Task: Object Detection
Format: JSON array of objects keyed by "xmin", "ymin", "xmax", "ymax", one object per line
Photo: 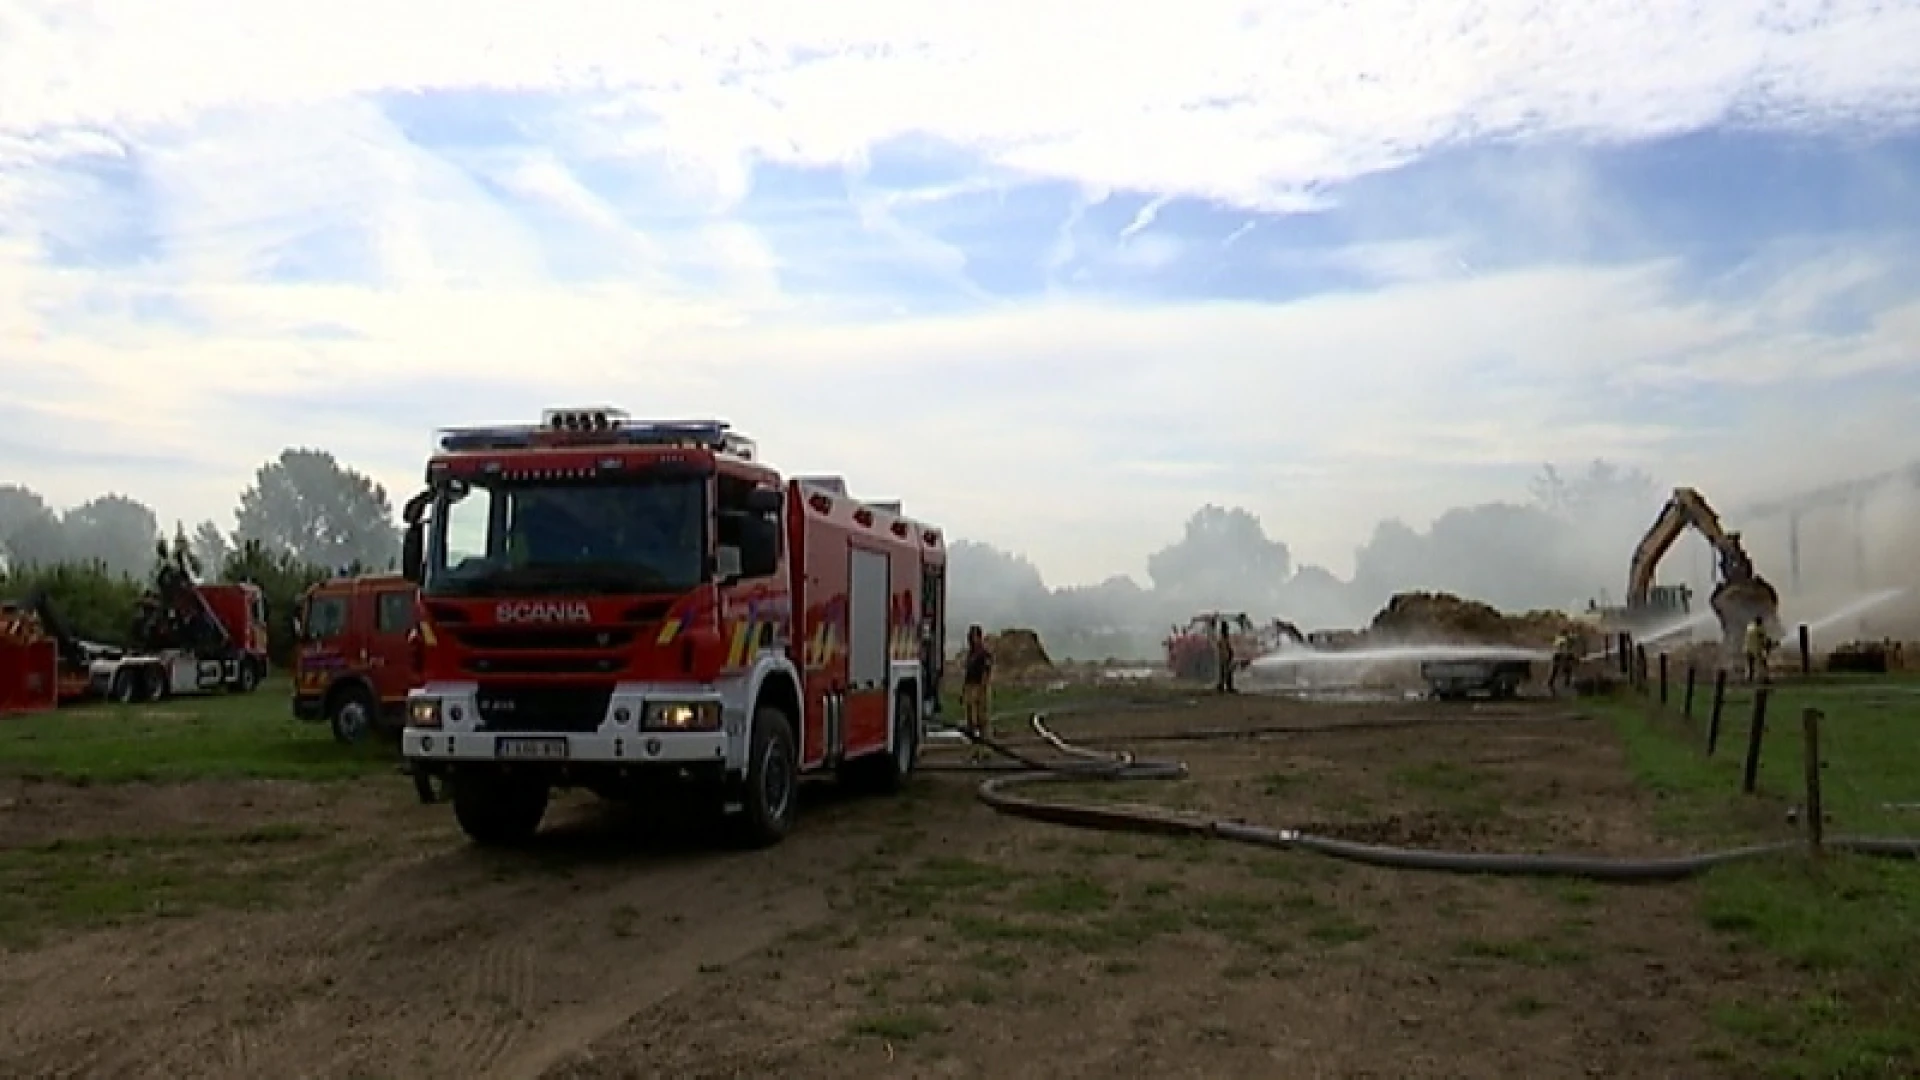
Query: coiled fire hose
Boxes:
[{"xmin": 924, "ymin": 699, "xmax": 1920, "ymax": 883}]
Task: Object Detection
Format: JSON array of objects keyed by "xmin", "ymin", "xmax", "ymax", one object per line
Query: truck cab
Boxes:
[{"xmin": 292, "ymin": 574, "xmax": 420, "ymax": 743}]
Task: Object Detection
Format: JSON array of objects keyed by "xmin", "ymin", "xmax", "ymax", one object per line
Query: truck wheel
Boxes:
[
  {"xmin": 139, "ymin": 666, "xmax": 167, "ymax": 703},
  {"xmin": 857, "ymin": 687, "xmax": 920, "ymax": 795},
  {"xmin": 728, "ymin": 706, "xmax": 798, "ymax": 848},
  {"xmin": 109, "ymin": 669, "xmax": 137, "ymax": 704},
  {"xmin": 451, "ymin": 771, "xmax": 549, "ymax": 847},
  {"xmin": 328, "ymin": 688, "xmax": 375, "ymax": 745},
  {"xmin": 231, "ymin": 660, "xmax": 261, "ymax": 694}
]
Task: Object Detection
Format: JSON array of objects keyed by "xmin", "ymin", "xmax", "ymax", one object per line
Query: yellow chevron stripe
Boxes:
[
  {"xmin": 726, "ymin": 620, "xmax": 751, "ymax": 667},
  {"xmin": 656, "ymin": 617, "xmax": 681, "ymax": 646},
  {"xmin": 807, "ymin": 622, "xmax": 826, "ymax": 667}
]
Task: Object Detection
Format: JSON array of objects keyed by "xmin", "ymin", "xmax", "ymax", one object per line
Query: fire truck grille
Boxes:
[
  {"xmin": 463, "ymin": 656, "xmax": 625, "ymax": 675},
  {"xmin": 452, "ymin": 627, "xmax": 640, "ymax": 650},
  {"xmin": 473, "ymin": 685, "xmax": 614, "ymax": 734}
]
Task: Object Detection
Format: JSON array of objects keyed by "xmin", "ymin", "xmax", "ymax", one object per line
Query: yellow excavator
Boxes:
[{"xmin": 1615, "ymin": 487, "xmax": 1782, "ymax": 652}]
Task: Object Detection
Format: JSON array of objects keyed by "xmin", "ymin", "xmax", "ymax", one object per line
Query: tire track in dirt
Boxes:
[
  {"xmin": 498, "ymin": 887, "xmax": 832, "ymax": 1080},
  {"xmin": 0, "ymin": 796, "xmax": 880, "ymax": 1080}
]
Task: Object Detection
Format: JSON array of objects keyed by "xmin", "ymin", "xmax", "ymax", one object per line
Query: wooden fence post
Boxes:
[
  {"xmin": 1798, "ymin": 624, "xmax": 1811, "ymax": 676},
  {"xmin": 1658, "ymin": 652, "xmax": 1669, "ymax": 706},
  {"xmin": 1742, "ymin": 687, "xmax": 1771, "ymax": 794},
  {"xmin": 1801, "ymin": 707, "xmax": 1824, "ymax": 859},
  {"xmin": 1683, "ymin": 665, "xmax": 1697, "ymax": 720},
  {"xmin": 1706, "ymin": 669, "xmax": 1727, "ymax": 755}
]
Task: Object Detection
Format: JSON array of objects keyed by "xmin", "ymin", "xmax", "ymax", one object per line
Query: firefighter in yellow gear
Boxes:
[
  {"xmin": 1214, "ymin": 619, "xmax": 1236, "ymax": 694},
  {"xmin": 1743, "ymin": 616, "xmax": 1771, "ymax": 683},
  {"xmin": 1548, "ymin": 631, "xmax": 1577, "ymax": 693}
]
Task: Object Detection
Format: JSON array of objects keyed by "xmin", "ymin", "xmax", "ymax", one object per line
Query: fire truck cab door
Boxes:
[{"xmin": 367, "ymin": 586, "xmax": 417, "ymax": 705}]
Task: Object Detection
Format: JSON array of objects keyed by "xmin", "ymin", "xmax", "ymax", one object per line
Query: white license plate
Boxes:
[{"xmin": 496, "ymin": 737, "xmax": 568, "ymax": 760}]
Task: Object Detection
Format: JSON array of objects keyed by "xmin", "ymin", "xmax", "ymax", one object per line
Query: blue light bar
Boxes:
[
  {"xmin": 615, "ymin": 421, "xmax": 730, "ymax": 448},
  {"xmin": 438, "ymin": 426, "xmax": 537, "ymax": 452}
]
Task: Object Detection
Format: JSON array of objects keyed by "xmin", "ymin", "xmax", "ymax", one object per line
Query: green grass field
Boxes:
[
  {"xmin": 0, "ymin": 675, "xmax": 396, "ymax": 784},
  {"xmin": 1, "ymin": 673, "xmax": 1164, "ymax": 787},
  {"xmin": 1599, "ymin": 674, "xmax": 1920, "ymax": 1079}
]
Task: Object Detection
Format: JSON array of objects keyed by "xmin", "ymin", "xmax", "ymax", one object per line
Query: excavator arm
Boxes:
[
  {"xmin": 1627, "ymin": 489, "xmax": 1750, "ymax": 603},
  {"xmin": 1624, "ymin": 487, "xmax": 1780, "ymax": 646}
]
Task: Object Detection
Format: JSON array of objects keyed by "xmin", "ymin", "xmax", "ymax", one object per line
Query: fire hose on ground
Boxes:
[{"xmin": 920, "ymin": 699, "xmax": 1920, "ymax": 883}]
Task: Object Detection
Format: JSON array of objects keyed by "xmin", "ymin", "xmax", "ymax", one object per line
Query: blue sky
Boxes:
[{"xmin": 3, "ymin": 1, "xmax": 1920, "ymax": 583}]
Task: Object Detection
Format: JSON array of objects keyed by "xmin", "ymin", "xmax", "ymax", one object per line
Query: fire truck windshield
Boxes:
[{"xmin": 422, "ymin": 474, "xmax": 706, "ymax": 598}]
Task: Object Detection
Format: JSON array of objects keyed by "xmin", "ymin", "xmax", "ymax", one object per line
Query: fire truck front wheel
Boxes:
[
  {"xmin": 327, "ymin": 686, "xmax": 376, "ymax": 745},
  {"xmin": 451, "ymin": 771, "xmax": 550, "ymax": 847},
  {"xmin": 727, "ymin": 706, "xmax": 798, "ymax": 849}
]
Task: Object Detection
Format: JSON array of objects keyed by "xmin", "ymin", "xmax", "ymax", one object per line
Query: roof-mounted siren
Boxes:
[
  {"xmin": 542, "ymin": 406, "xmax": 630, "ymax": 433},
  {"xmin": 794, "ymin": 475, "xmax": 848, "ymax": 495}
]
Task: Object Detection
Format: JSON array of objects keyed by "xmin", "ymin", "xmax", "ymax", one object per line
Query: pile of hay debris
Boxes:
[
  {"xmin": 944, "ymin": 628, "xmax": 1056, "ymax": 687},
  {"xmin": 989, "ymin": 629, "xmax": 1053, "ymax": 673},
  {"xmin": 1366, "ymin": 591, "xmax": 1583, "ymax": 648}
]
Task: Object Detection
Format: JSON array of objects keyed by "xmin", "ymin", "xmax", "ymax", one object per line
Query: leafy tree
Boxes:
[
  {"xmin": 158, "ymin": 521, "xmax": 203, "ymax": 581},
  {"xmin": 1145, "ymin": 505, "xmax": 1293, "ymax": 614},
  {"xmin": 0, "ymin": 562, "xmax": 146, "ymax": 646},
  {"xmin": 219, "ymin": 537, "xmax": 331, "ymax": 665},
  {"xmin": 0, "ymin": 484, "xmax": 65, "ymax": 568},
  {"xmin": 190, "ymin": 520, "xmax": 230, "ymax": 574},
  {"xmin": 233, "ymin": 449, "xmax": 399, "ymax": 572},
  {"xmin": 59, "ymin": 494, "xmax": 159, "ymax": 580}
]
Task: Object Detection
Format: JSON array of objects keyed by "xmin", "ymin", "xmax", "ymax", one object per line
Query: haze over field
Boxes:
[{"xmin": 4, "ymin": 1, "xmax": 1920, "ymax": 653}]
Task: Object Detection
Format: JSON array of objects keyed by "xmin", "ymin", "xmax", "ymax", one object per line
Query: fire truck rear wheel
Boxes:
[
  {"xmin": 139, "ymin": 666, "xmax": 167, "ymax": 703},
  {"xmin": 108, "ymin": 669, "xmax": 137, "ymax": 704},
  {"xmin": 727, "ymin": 706, "xmax": 798, "ymax": 849},
  {"xmin": 848, "ymin": 686, "xmax": 919, "ymax": 795},
  {"xmin": 451, "ymin": 771, "xmax": 550, "ymax": 847},
  {"xmin": 231, "ymin": 660, "xmax": 261, "ymax": 694}
]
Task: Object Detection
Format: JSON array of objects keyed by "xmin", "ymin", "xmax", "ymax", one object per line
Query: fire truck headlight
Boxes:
[
  {"xmin": 409, "ymin": 698, "xmax": 443, "ymax": 729},
  {"xmin": 643, "ymin": 702, "xmax": 720, "ymax": 731}
]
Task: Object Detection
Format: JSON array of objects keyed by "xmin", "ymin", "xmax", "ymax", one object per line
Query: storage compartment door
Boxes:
[{"xmin": 848, "ymin": 547, "xmax": 891, "ymax": 691}]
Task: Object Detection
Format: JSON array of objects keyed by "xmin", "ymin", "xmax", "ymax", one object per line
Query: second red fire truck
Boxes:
[{"xmin": 399, "ymin": 408, "xmax": 948, "ymax": 848}]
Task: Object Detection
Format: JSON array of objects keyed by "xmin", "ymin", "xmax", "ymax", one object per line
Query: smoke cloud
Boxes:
[{"xmin": 946, "ymin": 459, "xmax": 1920, "ymax": 661}]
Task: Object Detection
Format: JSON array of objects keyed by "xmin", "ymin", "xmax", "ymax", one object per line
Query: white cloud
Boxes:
[
  {"xmin": 6, "ymin": 1, "xmax": 1920, "ymax": 203},
  {"xmin": 10, "ymin": 253, "xmax": 1920, "ymax": 582},
  {"xmin": 2, "ymin": 1, "xmax": 1920, "ymax": 589}
]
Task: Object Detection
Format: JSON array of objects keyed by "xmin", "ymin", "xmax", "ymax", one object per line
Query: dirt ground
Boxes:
[{"xmin": 0, "ymin": 691, "xmax": 1798, "ymax": 1079}]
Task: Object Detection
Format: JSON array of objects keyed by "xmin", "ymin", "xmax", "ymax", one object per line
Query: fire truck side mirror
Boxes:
[{"xmin": 401, "ymin": 523, "xmax": 424, "ymax": 583}]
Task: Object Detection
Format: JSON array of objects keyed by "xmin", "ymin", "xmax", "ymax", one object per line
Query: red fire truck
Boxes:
[
  {"xmin": 291, "ymin": 573, "xmax": 421, "ymax": 743},
  {"xmin": 398, "ymin": 409, "xmax": 948, "ymax": 849}
]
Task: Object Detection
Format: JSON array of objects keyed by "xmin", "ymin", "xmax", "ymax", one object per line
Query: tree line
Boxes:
[
  {"xmin": 0, "ymin": 449, "xmax": 401, "ymax": 664},
  {"xmin": 949, "ymin": 460, "xmax": 1670, "ymax": 660}
]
